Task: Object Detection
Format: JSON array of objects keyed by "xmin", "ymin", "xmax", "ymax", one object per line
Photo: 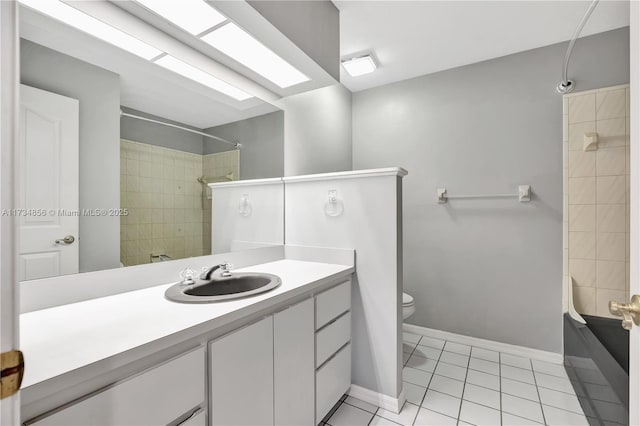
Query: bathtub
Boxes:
[{"xmin": 564, "ymin": 313, "xmax": 628, "ymax": 425}]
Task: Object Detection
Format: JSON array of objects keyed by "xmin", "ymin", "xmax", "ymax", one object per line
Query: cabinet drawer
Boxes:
[
  {"xmin": 315, "ymin": 280, "xmax": 351, "ymax": 329},
  {"xmin": 315, "ymin": 343, "xmax": 351, "ymax": 424},
  {"xmin": 316, "ymin": 311, "xmax": 351, "ymax": 368},
  {"xmin": 29, "ymin": 347, "xmax": 205, "ymax": 426}
]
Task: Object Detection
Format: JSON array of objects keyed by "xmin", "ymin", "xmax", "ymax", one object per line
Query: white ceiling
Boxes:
[{"xmin": 334, "ymin": 0, "xmax": 630, "ymax": 92}]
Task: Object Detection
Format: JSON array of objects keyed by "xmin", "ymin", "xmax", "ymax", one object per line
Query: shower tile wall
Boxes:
[
  {"xmin": 202, "ymin": 150, "xmax": 240, "ymax": 254},
  {"xmin": 120, "ymin": 140, "xmax": 204, "ymax": 266},
  {"xmin": 563, "ymin": 85, "xmax": 630, "ymax": 318}
]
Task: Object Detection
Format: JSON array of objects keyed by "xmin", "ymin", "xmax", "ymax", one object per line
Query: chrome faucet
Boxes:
[{"xmin": 200, "ymin": 262, "xmax": 232, "ymax": 280}]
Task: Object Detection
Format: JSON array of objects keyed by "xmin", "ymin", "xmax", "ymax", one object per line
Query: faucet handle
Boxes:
[
  {"xmin": 179, "ymin": 267, "xmax": 196, "ymax": 286},
  {"xmin": 220, "ymin": 262, "xmax": 233, "ymax": 277}
]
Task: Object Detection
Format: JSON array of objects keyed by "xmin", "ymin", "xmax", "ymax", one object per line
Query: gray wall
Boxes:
[
  {"xmin": 121, "ymin": 106, "xmax": 204, "ymax": 155},
  {"xmin": 204, "ymin": 110, "xmax": 284, "ymax": 180},
  {"xmin": 352, "ymin": 27, "xmax": 630, "ymax": 353},
  {"xmin": 248, "ymin": 0, "xmax": 340, "ymax": 81},
  {"xmin": 21, "ymin": 39, "xmax": 121, "ymax": 273},
  {"xmin": 277, "ymin": 84, "xmax": 352, "ymax": 176}
]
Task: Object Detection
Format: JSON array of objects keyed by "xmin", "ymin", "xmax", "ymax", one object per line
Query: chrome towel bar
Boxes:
[{"xmin": 437, "ymin": 185, "xmax": 531, "ymax": 203}]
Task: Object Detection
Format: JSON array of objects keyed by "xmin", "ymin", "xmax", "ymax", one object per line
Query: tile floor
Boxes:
[{"xmin": 322, "ymin": 332, "xmax": 593, "ymax": 426}]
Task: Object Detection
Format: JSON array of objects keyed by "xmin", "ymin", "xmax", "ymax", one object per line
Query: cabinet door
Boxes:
[
  {"xmin": 274, "ymin": 298, "xmax": 314, "ymax": 426},
  {"xmin": 209, "ymin": 316, "xmax": 274, "ymax": 426},
  {"xmin": 28, "ymin": 347, "xmax": 205, "ymax": 426}
]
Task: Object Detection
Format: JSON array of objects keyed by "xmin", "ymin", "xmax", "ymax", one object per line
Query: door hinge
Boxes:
[{"xmin": 0, "ymin": 350, "xmax": 24, "ymax": 399}]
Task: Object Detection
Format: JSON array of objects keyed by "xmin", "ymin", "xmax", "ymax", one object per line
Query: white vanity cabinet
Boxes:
[
  {"xmin": 208, "ymin": 297, "xmax": 316, "ymax": 426},
  {"xmin": 315, "ymin": 280, "xmax": 352, "ymax": 424},
  {"xmin": 26, "ymin": 347, "xmax": 206, "ymax": 426},
  {"xmin": 207, "ymin": 281, "xmax": 352, "ymax": 426},
  {"xmin": 23, "ymin": 278, "xmax": 352, "ymax": 426}
]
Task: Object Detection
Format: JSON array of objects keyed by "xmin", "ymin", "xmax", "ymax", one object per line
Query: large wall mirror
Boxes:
[{"xmin": 17, "ymin": 1, "xmax": 290, "ymax": 281}]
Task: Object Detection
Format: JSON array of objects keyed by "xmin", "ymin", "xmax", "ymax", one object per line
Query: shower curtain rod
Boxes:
[
  {"xmin": 556, "ymin": 0, "xmax": 600, "ymax": 94},
  {"xmin": 120, "ymin": 110, "xmax": 240, "ymax": 149}
]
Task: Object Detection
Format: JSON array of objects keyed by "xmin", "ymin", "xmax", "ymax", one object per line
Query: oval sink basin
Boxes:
[{"xmin": 165, "ymin": 273, "xmax": 281, "ymax": 303}]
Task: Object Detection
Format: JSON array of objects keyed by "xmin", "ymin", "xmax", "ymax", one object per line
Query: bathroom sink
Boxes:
[{"xmin": 164, "ymin": 273, "xmax": 281, "ymax": 303}]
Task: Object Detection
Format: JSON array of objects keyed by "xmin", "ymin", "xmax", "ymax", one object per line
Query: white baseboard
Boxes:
[
  {"xmin": 348, "ymin": 384, "xmax": 406, "ymax": 414},
  {"xmin": 403, "ymin": 323, "xmax": 564, "ymax": 365}
]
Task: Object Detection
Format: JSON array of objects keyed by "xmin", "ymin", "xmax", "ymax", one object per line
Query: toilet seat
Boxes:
[
  {"xmin": 402, "ymin": 292, "xmax": 414, "ymax": 307},
  {"xmin": 402, "ymin": 292, "xmax": 415, "ymax": 320}
]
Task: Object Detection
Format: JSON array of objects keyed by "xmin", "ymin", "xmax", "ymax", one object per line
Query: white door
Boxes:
[
  {"xmin": 629, "ymin": 3, "xmax": 640, "ymax": 425},
  {"xmin": 18, "ymin": 85, "xmax": 79, "ymax": 281}
]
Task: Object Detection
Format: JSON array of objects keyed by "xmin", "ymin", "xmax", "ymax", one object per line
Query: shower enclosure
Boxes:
[
  {"xmin": 563, "ymin": 84, "xmax": 630, "ymax": 425},
  {"xmin": 120, "ymin": 140, "xmax": 239, "ymax": 266}
]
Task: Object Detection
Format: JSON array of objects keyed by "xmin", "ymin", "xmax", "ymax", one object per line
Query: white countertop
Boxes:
[{"xmin": 20, "ymin": 259, "xmax": 353, "ymax": 389}]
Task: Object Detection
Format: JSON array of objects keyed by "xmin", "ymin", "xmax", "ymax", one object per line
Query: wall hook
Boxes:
[
  {"xmin": 238, "ymin": 194, "xmax": 252, "ymax": 217},
  {"xmin": 324, "ymin": 189, "xmax": 344, "ymax": 217}
]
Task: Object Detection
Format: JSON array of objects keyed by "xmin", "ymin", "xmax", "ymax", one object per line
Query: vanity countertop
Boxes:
[{"xmin": 20, "ymin": 259, "xmax": 353, "ymax": 389}]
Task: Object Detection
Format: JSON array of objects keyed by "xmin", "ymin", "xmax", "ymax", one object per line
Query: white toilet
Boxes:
[{"xmin": 402, "ymin": 292, "xmax": 415, "ymax": 320}]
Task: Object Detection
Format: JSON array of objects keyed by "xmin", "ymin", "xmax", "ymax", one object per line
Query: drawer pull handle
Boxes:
[
  {"xmin": 177, "ymin": 408, "xmax": 202, "ymax": 425},
  {"xmin": 316, "ymin": 341, "xmax": 350, "ymax": 370},
  {"xmin": 316, "ymin": 310, "xmax": 350, "ymax": 333}
]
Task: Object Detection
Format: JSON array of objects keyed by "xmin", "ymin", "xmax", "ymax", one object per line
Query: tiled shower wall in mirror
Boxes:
[
  {"xmin": 563, "ymin": 84, "xmax": 630, "ymax": 318},
  {"xmin": 120, "ymin": 140, "xmax": 239, "ymax": 266}
]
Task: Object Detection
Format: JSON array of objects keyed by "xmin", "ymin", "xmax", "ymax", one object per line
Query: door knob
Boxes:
[
  {"xmin": 609, "ymin": 295, "xmax": 640, "ymax": 330},
  {"xmin": 54, "ymin": 235, "xmax": 75, "ymax": 245}
]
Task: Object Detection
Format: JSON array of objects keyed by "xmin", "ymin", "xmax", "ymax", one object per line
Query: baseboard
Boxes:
[
  {"xmin": 403, "ymin": 323, "xmax": 564, "ymax": 365},
  {"xmin": 348, "ymin": 384, "xmax": 406, "ymax": 414}
]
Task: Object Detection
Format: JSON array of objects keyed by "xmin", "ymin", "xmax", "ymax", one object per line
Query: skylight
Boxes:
[
  {"xmin": 19, "ymin": 0, "xmax": 162, "ymax": 60},
  {"xmin": 201, "ymin": 23, "xmax": 309, "ymax": 89},
  {"xmin": 135, "ymin": 0, "xmax": 226, "ymax": 36},
  {"xmin": 154, "ymin": 55, "xmax": 252, "ymax": 101}
]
